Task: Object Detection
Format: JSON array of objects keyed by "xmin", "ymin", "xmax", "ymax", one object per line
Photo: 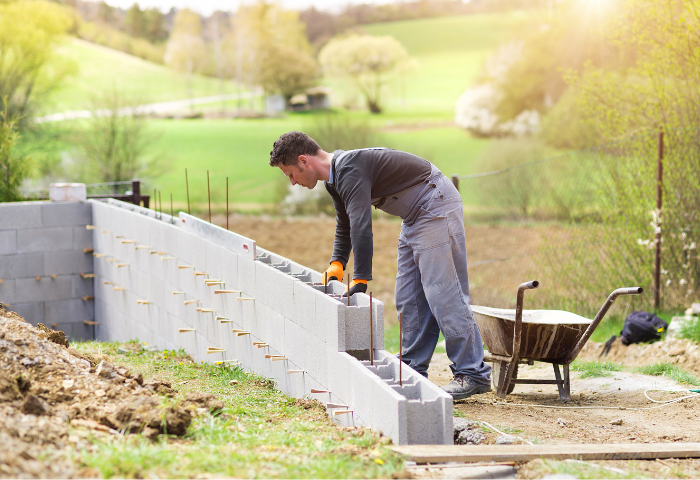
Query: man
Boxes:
[{"xmin": 269, "ymin": 131, "xmax": 491, "ymax": 399}]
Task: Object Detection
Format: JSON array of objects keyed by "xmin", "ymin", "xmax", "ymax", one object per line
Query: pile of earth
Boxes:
[
  {"xmin": 578, "ymin": 336, "xmax": 700, "ymax": 376},
  {"xmin": 0, "ymin": 307, "xmax": 224, "ymax": 478}
]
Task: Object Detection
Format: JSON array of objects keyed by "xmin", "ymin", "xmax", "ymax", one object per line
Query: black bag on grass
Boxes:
[{"xmin": 599, "ymin": 311, "xmax": 668, "ymax": 357}]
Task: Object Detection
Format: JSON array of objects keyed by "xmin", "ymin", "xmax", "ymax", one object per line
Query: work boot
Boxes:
[{"xmin": 441, "ymin": 375, "xmax": 491, "ymax": 400}]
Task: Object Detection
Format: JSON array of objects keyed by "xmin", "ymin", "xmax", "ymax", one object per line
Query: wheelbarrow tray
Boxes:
[{"xmin": 472, "ymin": 306, "xmax": 592, "ymax": 363}]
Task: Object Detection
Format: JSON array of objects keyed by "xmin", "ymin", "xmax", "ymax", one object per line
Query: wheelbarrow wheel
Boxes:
[{"xmin": 492, "ymin": 361, "xmax": 518, "ymax": 395}]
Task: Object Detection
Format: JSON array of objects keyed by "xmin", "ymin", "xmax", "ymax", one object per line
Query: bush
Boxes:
[{"xmin": 78, "ymin": 21, "xmax": 164, "ymax": 64}]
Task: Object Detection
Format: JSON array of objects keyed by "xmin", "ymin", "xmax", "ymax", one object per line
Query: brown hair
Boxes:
[{"xmin": 269, "ymin": 131, "xmax": 321, "ymax": 167}]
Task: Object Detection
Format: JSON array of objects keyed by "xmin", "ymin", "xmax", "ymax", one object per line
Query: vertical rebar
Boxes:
[
  {"xmin": 324, "ymin": 272, "xmax": 327, "ymax": 294},
  {"xmin": 370, "ymin": 292, "xmax": 374, "ymax": 366},
  {"xmin": 207, "ymin": 170, "xmax": 212, "ymax": 224},
  {"xmin": 347, "ymin": 274, "xmax": 350, "ymax": 307},
  {"xmin": 226, "ymin": 176, "xmax": 229, "ymax": 231},
  {"xmin": 654, "ymin": 127, "xmax": 664, "ymax": 311},
  {"xmin": 153, "ymin": 188, "xmax": 157, "ymax": 217},
  {"xmin": 170, "ymin": 193, "xmax": 173, "ymax": 223},
  {"xmin": 185, "ymin": 168, "xmax": 191, "ymax": 215},
  {"xmin": 399, "ymin": 312, "xmax": 403, "ymax": 386},
  {"xmin": 159, "ymin": 191, "xmax": 163, "ymax": 221}
]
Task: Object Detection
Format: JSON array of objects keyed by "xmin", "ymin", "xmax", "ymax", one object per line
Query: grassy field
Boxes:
[
  {"xmin": 47, "ymin": 39, "xmax": 234, "ymax": 113},
  {"xmin": 146, "ymin": 116, "xmax": 490, "ymax": 209}
]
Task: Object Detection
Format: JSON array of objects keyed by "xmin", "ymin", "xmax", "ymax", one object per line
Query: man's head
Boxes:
[{"xmin": 270, "ymin": 131, "xmax": 324, "ymax": 189}]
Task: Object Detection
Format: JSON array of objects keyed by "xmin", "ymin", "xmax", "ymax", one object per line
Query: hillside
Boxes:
[
  {"xmin": 357, "ymin": 11, "xmax": 524, "ymax": 115},
  {"xmin": 47, "ymin": 38, "xmax": 231, "ymax": 113}
]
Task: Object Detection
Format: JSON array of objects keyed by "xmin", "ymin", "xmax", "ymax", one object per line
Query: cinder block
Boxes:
[
  {"xmin": 9, "ymin": 302, "xmax": 44, "ymax": 325},
  {"xmin": 44, "ymin": 250, "xmax": 92, "ymax": 276},
  {"xmin": 41, "ymin": 202, "xmax": 92, "ymax": 227},
  {"xmin": 220, "ymin": 250, "xmax": 238, "ymax": 290},
  {"xmin": 63, "ymin": 321, "xmax": 94, "ymax": 342},
  {"xmin": 292, "ymin": 281, "xmax": 316, "ymax": 333},
  {"xmin": 0, "ymin": 279, "xmax": 16, "ymax": 304},
  {"xmin": 0, "ymin": 230, "xmax": 17, "ymax": 255},
  {"xmin": 237, "ymin": 256, "xmax": 256, "ymax": 299},
  {"xmin": 0, "ymin": 253, "xmax": 44, "ymax": 278},
  {"xmin": 266, "ymin": 309, "xmax": 285, "ymax": 355},
  {"xmin": 344, "ymin": 305, "xmax": 372, "ymax": 351},
  {"xmin": 0, "ymin": 202, "xmax": 42, "ymax": 230},
  {"xmin": 45, "ymin": 298, "xmax": 93, "ymax": 324},
  {"xmin": 17, "ymin": 227, "xmax": 73, "ymax": 253},
  {"xmin": 15, "ymin": 276, "xmax": 72, "ymax": 303},
  {"xmin": 72, "ymin": 226, "xmax": 93, "ymax": 251},
  {"xmin": 315, "ymin": 290, "xmax": 345, "ymax": 351}
]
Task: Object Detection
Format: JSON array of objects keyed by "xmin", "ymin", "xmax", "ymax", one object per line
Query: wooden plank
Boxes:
[{"xmin": 391, "ymin": 443, "xmax": 700, "ymax": 464}]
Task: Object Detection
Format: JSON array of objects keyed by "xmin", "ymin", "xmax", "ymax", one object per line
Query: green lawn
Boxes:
[
  {"xmin": 145, "ymin": 116, "xmax": 490, "ymax": 210},
  {"xmin": 47, "ymin": 39, "xmax": 234, "ymax": 113}
]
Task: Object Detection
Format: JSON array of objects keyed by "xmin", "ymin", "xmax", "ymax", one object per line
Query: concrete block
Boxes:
[
  {"xmin": 64, "ymin": 321, "xmax": 94, "ymax": 342},
  {"xmin": 45, "ymin": 298, "xmax": 93, "ymax": 324},
  {"xmin": 326, "ymin": 351, "xmax": 354, "ymax": 407},
  {"xmin": 237, "ymin": 256, "xmax": 256, "ymax": 299},
  {"xmin": 292, "ymin": 281, "xmax": 316, "ymax": 334},
  {"xmin": 0, "ymin": 230, "xmax": 17, "ymax": 254},
  {"xmin": 315, "ymin": 290, "xmax": 345, "ymax": 351},
  {"xmin": 41, "ymin": 202, "xmax": 92, "ymax": 227},
  {"xmin": 0, "ymin": 253, "xmax": 44, "ymax": 278},
  {"xmin": 0, "ymin": 202, "xmax": 42, "ymax": 230},
  {"xmin": 44, "ymin": 250, "xmax": 92, "ymax": 276},
  {"xmin": 72, "ymin": 226, "xmax": 93, "ymax": 251},
  {"xmin": 220, "ymin": 250, "xmax": 238, "ymax": 290},
  {"xmin": 0, "ymin": 279, "xmax": 16, "ymax": 304},
  {"xmin": 179, "ymin": 213, "xmax": 256, "ymax": 260},
  {"xmin": 9, "ymin": 302, "xmax": 44, "ymax": 325},
  {"xmin": 344, "ymin": 305, "xmax": 372, "ymax": 351},
  {"xmin": 15, "ymin": 276, "xmax": 72, "ymax": 303},
  {"xmin": 266, "ymin": 309, "xmax": 285, "ymax": 355},
  {"xmin": 17, "ymin": 227, "xmax": 73, "ymax": 253},
  {"xmin": 205, "ymin": 241, "xmax": 225, "ymax": 281}
]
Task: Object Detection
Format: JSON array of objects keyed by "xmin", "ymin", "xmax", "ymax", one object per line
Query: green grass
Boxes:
[
  {"xmin": 71, "ymin": 341, "xmax": 405, "ymax": 479},
  {"xmin": 570, "ymin": 360, "xmax": 623, "ymax": 378},
  {"xmin": 384, "ymin": 322, "xmax": 445, "ymax": 354},
  {"xmin": 47, "ymin": 39, "xmax": 235, "ymax": 113},
  {"xmin": 589, "ymin": 315, "xmax": 625, "ymax": 343},
  {"xmin": 678, "ymin": 316, "xmax": 700, "ymax": 343},
  {"xmin": 633, "ymin": 362, "xmax": 700, "ymax": 386},
  {"xmin": 529, "ymin": 459, "xmax": 645, "ymax": 479},
  {"xmin": 125, "ymin": 116, "xmax": 490, "ymax": 211}
]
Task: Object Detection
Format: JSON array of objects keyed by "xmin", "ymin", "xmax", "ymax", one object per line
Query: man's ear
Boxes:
[{"xmin": 298, "ymin": 155, "xmax": 307, "ymax": 167}]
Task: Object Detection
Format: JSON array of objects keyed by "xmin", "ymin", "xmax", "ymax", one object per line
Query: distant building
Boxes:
[{"xmin": 266, "ymin": 87, "xmax": 332, "ymax": 113}]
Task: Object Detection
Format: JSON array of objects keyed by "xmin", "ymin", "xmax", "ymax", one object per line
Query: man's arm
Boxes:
[
  {"xmin": 326, "ymin": 183, "xmax": 351, "ymax": 269},
  {"xmin": 341, "ymin": 177, "xmax": 373, "ymax": 282}
]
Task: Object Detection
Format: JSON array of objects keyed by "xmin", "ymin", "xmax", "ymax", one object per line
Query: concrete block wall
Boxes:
[
  {"xmin": 1, "ymin": 198, "xmax": 452, "ymax": 444},
  {"xmin": 0, "ymin": 201, "xmax": 94, "ymax": 339}
]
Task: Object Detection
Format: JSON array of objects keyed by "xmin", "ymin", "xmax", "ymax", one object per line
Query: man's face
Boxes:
[{"xmin": 279, "ymin": 156, "xmax": 317, "ymax": 189}]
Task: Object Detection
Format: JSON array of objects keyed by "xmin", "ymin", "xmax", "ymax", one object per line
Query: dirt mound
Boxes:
[
  {"xmin": 0, "ymin": 309, "xmax": 221, "ymax": 477},
  {"xmin": 579, "ymin": 336, "xmax": 700, "ymax": 376},
  {"xmin": 36, "ymin": 323, "xmax": 69, "ymax": 348}
]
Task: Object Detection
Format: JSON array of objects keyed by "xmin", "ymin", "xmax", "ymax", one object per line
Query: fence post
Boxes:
[
  {"xmin": 451, "ymin": 175, "xmax": 459, "ymax": 191},
  {"xmin": 654, "ymin": 127, "xmax": 663, "ymax": 312},
  {"xmin": 132, "ymin": 179, "xmax": 141, "ymax": 207}
]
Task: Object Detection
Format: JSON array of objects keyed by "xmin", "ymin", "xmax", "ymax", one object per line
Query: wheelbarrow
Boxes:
[{"xmin": 472, "ymin": 281, "xmax": 643, "ymax": 402}]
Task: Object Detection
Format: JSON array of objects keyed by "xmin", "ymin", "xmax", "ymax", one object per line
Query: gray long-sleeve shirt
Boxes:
[{"xmin": 324, "ymin": 148, "xmax": 432, "ymax": 280}]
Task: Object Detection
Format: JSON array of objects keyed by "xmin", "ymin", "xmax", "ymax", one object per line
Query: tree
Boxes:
[
  {"xmin": 0, "ymin": 98, "xmax": 31, "ymax": 202},
  {"xmin": 226, "ymin": 2, "xmax": 315, "ymax": 109},
  {"xmin": 143, "ymin": 8, "xmax": 167, "ymax": 43},
  {"xmin": 319, "ymin": 34, "xmax": 414, "ymax": 113},
  {"xmin": 70, "ymin": 90, "xmax": 158, "ymax": 183},
  {"xmin": 124, "ymin": 3, "xmax": 146, "ymax": 38},
  {"xmin": 164, "ymin": 9, "xmax": 206, "ymax": 106},
  {"xmin": 257, "ymin": 44, "xmax": 317, "ymax": 105},
  {"xmin": 0, "ymin": 0, "xmax": 75, "ymax": 129}
]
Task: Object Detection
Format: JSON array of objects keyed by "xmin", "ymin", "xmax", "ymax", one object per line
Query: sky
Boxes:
[{"xmin": 98, "ymin": 0, "xmax": 392, "ymax": 15}]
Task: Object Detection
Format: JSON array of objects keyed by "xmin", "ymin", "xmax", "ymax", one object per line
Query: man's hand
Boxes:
[
  {"xmin": 342, "ymin": 279, "xmax": 367, "ymax": 297},
  {"xmin": 322, "ymin": 261, "xmax": 344, "ymax": 284}
]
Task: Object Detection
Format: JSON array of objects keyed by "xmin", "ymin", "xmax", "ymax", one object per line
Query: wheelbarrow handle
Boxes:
[
  {"xmin": 563, "ymin": 286, "xmax": 644, "ymax": 364},
  {"xmin": 513, "ymin": 280, "xmax": 539, "ymax": 360}
]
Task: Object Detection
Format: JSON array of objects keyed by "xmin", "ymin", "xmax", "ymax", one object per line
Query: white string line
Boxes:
[{"xmin": 491, "ymin": 392, "xmax": 700, "ymax": 411}]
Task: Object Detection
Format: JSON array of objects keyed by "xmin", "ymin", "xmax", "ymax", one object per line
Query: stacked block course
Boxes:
[
  {"xmin": 0, "ymin": 201, "xmax": 94, "ymax": 339},
  {"xmin": 1, "ymin": 198, "xmax": 452, "ymax": 445}
]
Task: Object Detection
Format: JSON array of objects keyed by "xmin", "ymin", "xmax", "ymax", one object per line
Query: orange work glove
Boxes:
[
  {"xmin": 322, "ymin": 261, "xmax": 344, "ymax": 284},
  {"xmin": 342, "ymin": 279, "xmax": 367, "ymax": 298}
]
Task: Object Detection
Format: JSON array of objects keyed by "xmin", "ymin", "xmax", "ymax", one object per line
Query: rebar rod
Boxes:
[
  {"xmin": 207, "ymin": 170, "xmax": 211, "ymax": 223},
  {"xmin": 654, "ymin": 127, "xmax": 663, "ymax": 311},
  {"xmin": 185, "ymin": 168, "xmax": 190, "ymax": 215},
  {"xmin": 170, "ymin": 193, "xmax": 173, "ymax": 223},
  {"xmin": 324, "ymin": 272, "xmax": 327, "ymax": 294},
  {"xmin": 370, "ymin": 292, "xmax": 374, "ymax": 366},
  {"xmin": 399, "ymin": 312, "xmax": 403, "ymax": 386},
  {"xmin": 226, "ymin": 176, "xmax": 229, "ymax": 231}
]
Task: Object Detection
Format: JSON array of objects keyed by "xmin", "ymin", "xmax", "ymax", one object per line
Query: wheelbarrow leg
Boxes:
[
  {"xmin": 497, "ymin": 359, "xmax": 518, "ymax": 398},
  {"xmin": 553, "ymin": 364, "xmax": 571, "ymax": 403}
]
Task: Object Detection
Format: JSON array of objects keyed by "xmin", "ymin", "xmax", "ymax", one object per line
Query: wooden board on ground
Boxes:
[{"xmin": 392, "ymin": 443, "xmax": 700, "ymax": 464}]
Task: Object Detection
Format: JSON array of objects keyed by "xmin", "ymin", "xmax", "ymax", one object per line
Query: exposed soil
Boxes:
[{"xmin": 0, "ymin": 308, "xmax": 223, "ymax": 478}]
